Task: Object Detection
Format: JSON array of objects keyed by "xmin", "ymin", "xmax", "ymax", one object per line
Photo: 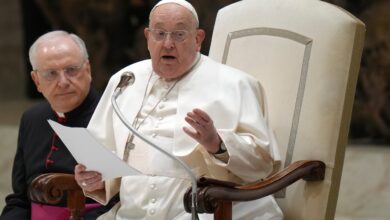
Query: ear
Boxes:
[
  {"xmin": 85, "ymin": 61, "xmax": 93, "ymax": 83},
  {"xmin": 195, "ymin": 29, "xmax": 206, "ymax": 52},
  {"xmin": 84, "ymin": 61, "xmax": 92, "ymax": 76},
  {"xmin": 144, "ymin": 28, "xmax": 150, "ymax": 41},
  {"xmin": 144, "ymin": 28, "xmax": 151, "ymax": 51},
  {"xmin": 30, "ymin": 71, "xmax": 43, "ymax": 93}
]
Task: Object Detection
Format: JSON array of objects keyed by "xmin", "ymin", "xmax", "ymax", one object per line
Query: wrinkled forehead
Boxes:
[
  {"xmin": 34, "ymin": 38, "xmax": 84, "ymax": 68},
  {"xmin": 150, "ymin": 4, "xmax": 197, "ymax": 30},
  {"xmin": 150, "ymin": 0, "xmax": 199, "ymax": 27}
]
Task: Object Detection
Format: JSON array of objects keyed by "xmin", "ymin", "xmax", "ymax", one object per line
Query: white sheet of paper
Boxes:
[{"xmin": 48, "ymin": 119, "xmax": 141, "ymax": 180}]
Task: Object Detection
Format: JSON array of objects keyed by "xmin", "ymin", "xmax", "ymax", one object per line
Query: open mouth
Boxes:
[{"xmin": 162, "ymin": 55, "xmax": 176, "ymax": 60}]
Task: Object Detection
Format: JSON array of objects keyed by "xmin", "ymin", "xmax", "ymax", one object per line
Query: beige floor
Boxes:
[{"xmin": 0, "ymin": 99, "xmax": 389, "ymax": 219}]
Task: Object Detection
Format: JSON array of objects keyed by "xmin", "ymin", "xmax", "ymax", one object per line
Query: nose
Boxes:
[
  {"xmin": 163, "ymin": 33, "xmax": 175, "ymax": 48},
  {"xmin": 57, "ymin": 71, "xmax": 70, "ymax": 87}
]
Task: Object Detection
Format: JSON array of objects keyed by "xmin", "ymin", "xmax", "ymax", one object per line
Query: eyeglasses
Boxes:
[
  {"xmin": 34, "ymin": 61, "xmax": 86, "ymax": 82},
  {"xmin": 148, "ymin": 28, "xmax": 190, "ymax": 42}
]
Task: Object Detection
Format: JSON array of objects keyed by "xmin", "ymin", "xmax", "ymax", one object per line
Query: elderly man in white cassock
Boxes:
[{"xmin": 74, "ymin": 0, "xmax": 284, "ymax": 219}]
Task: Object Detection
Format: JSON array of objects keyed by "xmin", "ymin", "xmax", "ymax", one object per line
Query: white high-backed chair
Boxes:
[
  {"xmin": 183, "ymin": 0, "xmax": 365, "ymax": 219},
  {"xmin": 29, "ymin": 0, "xmax": 365, "ymax": 219}
]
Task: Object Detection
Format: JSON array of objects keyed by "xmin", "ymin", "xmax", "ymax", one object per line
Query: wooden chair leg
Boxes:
[
  {"xmin": 68, "ymin": 189, "xmax": 85, "ymax": 220},
  {"xmin": 214, "ymin": 201, "xmax": 232, "ymax": 220}
]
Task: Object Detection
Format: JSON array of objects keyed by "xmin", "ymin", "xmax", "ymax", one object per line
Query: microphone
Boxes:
[
  {"xmin": 111, "ymin": 71, "xmax": 199, "ymax": 220},
  {"xmin": 114, "ymin": 71, "xmax": 135, "ymax": 98}
]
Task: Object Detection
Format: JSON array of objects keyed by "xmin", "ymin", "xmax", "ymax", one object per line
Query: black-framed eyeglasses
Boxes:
[
  {"xmin": 147, "ymin": 28, "xmax": 190, "ymax": 42},
  {"xmin": 34, "ymin": 61, "xmax": 86, "ymax": 82}
]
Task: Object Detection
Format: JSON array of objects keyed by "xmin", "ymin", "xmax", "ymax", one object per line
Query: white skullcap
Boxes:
[{"xmin": 151, "ymin": 0, "xmax": 199, "ymax": 26}]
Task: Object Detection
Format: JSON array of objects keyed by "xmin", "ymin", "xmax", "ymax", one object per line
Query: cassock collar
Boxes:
[{"xmin": 60, "ymin": 88, "xmax": 99, "ymax": 120}]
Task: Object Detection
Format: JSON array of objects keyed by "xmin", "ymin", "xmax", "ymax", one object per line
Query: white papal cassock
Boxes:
[{"xmin": 86, "ymin": 54, "xmax": 283, "ymax": 220}]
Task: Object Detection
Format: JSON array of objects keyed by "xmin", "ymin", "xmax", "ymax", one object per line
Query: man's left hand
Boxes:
[{"xmin": 183, "ymin": 108, "xmax": 221, "ymax": 153}]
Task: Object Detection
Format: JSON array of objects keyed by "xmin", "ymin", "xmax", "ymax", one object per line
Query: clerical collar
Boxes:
[
  {"xmin": 56, "ymin": 112, "xmax": 65, "ymax": 118},
  {"xmin": 185, "ymin": 52, "xmax": 201, "ymax": 76}
]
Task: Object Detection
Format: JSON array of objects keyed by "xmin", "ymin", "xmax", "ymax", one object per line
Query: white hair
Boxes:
[{"xmin": 28, "ymin": 30, "xmax": 89, "ymax": 70}]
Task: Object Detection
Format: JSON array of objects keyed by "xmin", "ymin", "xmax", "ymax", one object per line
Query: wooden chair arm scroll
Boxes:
[
  {"xmin": 183, "ymin": 160, "xmax": 325, "ymax": 216},
  {"xmin": 29, "ymin": 173, "xmax": 85, "ymax": 220}
]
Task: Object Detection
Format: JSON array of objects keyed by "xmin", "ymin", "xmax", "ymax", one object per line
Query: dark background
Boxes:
[{"xmin": 18, "ymin": 0, "xmax": 390, "ymax": 145}]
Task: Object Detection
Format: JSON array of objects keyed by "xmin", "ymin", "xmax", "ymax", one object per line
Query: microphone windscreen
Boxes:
[{"xmin": 116, "ymin": 71, "xmax": 135, "ymax": 89}]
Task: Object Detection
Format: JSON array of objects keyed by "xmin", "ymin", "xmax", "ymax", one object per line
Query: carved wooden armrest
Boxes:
[
  {"xmin": 183, "ymin": 160, "xmax": 325, "ymax": 214},
  {"xmin": 29, "ymin": 173, "xmax": 85, "ymax": 220}
]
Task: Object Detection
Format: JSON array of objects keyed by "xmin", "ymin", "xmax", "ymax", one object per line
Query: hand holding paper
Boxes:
[{"xmin": 48, "ymin": 120, "xmax": 141, "ymax": 180}]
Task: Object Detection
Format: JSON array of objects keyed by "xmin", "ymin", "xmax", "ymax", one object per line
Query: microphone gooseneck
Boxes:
[{"xmin": 111, "ymin": 71, "xmax": 199, "ymax": 220}]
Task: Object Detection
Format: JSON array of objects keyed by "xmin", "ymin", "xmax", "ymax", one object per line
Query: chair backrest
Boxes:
[{"xmin": 208, "ymin": 0, "xmax": 365, "ymax": 219}]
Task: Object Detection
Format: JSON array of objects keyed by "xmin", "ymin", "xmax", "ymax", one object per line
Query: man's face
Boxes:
[
  {"xmin": 144, "ymin": 3, "xmax": 205, "ymax": 80},
  {"xmin": 31, "ymin": 37, "xmax": 92, "ymax": 113}
]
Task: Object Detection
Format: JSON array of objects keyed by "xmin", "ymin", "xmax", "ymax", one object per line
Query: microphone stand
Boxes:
[{"xmin": 111, "ymin": 84, "xmax": 199, "ymax": 220}]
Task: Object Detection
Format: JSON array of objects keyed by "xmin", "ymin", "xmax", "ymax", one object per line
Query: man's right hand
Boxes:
[{"xmin": 74, "ymin": 164, "xmax": 104, "ymax": 192}]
